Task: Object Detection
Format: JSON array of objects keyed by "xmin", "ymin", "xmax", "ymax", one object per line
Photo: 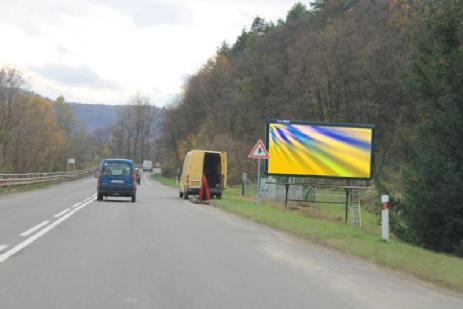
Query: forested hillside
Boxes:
[
  {"xmin": 69, "ymin": 103, "xmax": 124, "ymax": 132},
  {"xmin": 69, "ymin": 103, "xmax": 163, "ymax": 136},
  {"xmin": 161, "ymin": 0, "xmax": 463, "ymax": 255},
  {"xmin": 0, "ymin": 68, "xmax": 162, "ymax": 172},
  {"xmin": 162, "ymin": 0, "xmax": 414, "ymax": 188}
]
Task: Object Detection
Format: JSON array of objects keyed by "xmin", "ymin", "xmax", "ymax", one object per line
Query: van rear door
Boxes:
[
  {"xmin": 221, "ymin": 152, "xmax": 227, "ymax": 188},
  {"xmin": 188, "ymin": 151, "xmax": 204, "ymax": 188},
  {"xmin": 100, "ymin": 161, "xmax": 133, "ymax": 187}
]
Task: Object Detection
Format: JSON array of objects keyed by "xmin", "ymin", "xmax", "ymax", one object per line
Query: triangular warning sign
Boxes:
[{"xmin": 248, "ymin": 139, "xmax": 269, "ymax": 159}]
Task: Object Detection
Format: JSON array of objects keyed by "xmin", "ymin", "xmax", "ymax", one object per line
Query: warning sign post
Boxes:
[{"xmin": 248, "ymin": 139, "xmax": 269, "ymax": 197}]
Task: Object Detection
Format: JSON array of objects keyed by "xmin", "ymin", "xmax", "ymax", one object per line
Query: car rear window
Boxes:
[{"xmin": 101, "ymin": 162, "xmax": 131, "ymax": 176}]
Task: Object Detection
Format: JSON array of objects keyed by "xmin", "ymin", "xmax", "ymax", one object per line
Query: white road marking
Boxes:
[
  {"xmin": 0, "ymin": 196, "xmax": 96, "ymax": 264},
  {"xmin": 0, "ymin": 245, "xmax": 8, "ymax": 253},
  {"xmin": 143, "ymin": 173, "xmax": 151, "ymax": 185},
  {"xmin": 19, "ymin": 221, "xmax": 50, "ymax": 237},
  {"xmin": 83, "ymin": 194, "xmax": 97, "ymax": 202},
  {"xmin": 72, "ymin": 202, "xmax": 82, "ymax": 208},
  {"xmin": 53, "ymin": 208, "xmax": 71, "ymax": 218}
]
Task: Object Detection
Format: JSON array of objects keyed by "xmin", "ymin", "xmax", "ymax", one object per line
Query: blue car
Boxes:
[{"xmin": 97, "ymin": 159, "xmax": 137, "ymax": 202}]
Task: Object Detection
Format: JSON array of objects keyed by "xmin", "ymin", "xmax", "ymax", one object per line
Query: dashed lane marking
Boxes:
[
  {"xmin": 53, "ymin": 208, "xmax": 70, "ymax": 218},
  {"xmin": 83, "ymin": 194, "xmax": 97, "ymax": 203},
  {"xmin": 0, "ymin": 196, "xmax": 96, "ymax": 264},
  {"xmin": 72, "ymin": 202, "xmax": 82, "ymax": 208},
  {"xmin": 19, "ymin": 221, "xmax": 50, "ymax": 237}
]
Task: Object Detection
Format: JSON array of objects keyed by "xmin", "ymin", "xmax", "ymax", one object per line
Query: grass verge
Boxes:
[
  {"xmin": 151, "ymin": 174, "xmax": 177, "ymax": 187},
  {"xmin": 152, "ymin": 177, "xmax": 463, "ymax": 293}
]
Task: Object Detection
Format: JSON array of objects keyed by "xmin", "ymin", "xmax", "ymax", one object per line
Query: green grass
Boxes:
[
  {"xmin": 152, "ymin": 177, "xmax": 463, "ymax": 293},
  {"xmin": 151, "ymin": 174, "xmax": 178, "ymax": 187}
]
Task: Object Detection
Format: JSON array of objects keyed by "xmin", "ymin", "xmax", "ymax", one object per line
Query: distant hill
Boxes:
[
  {"xmin": 69, "ymin": 103, "xmax": 163, "ymax": 137},
  {"xmin": 69, "ymin": 103, "xmax": 123, "ymax": 132}
]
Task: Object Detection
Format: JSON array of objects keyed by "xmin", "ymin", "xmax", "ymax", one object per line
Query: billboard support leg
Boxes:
[
  {"xmin": 345, "ymin": 188, "xmax": 351, "ymax": 223},
  {"xmin": 285, "ymin": 183, "xmax": 289, "ymax": 207}
]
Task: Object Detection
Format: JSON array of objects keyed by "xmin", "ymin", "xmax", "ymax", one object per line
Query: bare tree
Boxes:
[{"xmin": 109, "ymin": 94, "xmax": 156, "ymax": 163}]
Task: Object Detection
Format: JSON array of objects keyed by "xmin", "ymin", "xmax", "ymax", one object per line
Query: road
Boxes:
[{"xmin": 0, "ymin": 174, "xmax": 462, "ymax": 309}]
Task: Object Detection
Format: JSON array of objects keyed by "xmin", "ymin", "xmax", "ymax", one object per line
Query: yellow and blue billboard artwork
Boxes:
[{"xmin": 267, "ymin": 122, "xmax": 374, "ymax": 179}]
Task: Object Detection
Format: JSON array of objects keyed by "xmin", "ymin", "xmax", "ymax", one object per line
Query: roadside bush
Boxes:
[{"xmin": 161, "ymin": 161, "xmax": 177, "ymax": 178}]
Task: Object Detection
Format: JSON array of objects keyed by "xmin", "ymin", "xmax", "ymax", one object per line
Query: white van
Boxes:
[{"xmin": 142, "ymin": 160, "xmax": 153, "ymax": 171}]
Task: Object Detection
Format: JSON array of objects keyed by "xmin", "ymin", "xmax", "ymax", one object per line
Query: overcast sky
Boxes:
[{"xmin": 0, "ymin": 0, "xmax": 301, "ymax": 106}]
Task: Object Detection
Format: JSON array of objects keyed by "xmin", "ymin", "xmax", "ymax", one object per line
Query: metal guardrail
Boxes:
[{"xmin": 0, "ymin": 169, "xmax": 94, "ymax": 187}]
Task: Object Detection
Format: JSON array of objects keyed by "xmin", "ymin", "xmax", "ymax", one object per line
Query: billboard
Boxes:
[{"xmin": 265, "ymin": 120, "xmax": 375, "ymax": 179}]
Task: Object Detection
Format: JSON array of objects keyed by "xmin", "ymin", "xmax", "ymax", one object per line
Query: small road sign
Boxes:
[
  {"xmin": 248, "ymin": 139, "xmax": 269, "ymax": 159},
  {"xmin": 248, "ymin": 139, "xmax": 269, "ymax": 198}
]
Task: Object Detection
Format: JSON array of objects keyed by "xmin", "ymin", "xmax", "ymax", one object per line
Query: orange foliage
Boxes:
[{"xmin": 10, "ymin": 95, "xmax": 67, "ymax": 172}]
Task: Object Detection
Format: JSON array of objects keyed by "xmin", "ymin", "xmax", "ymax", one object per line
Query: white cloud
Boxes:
[
  {"xmin": 0, "ymin": 0, "xmax": 300, "ymax": 106},
  {"xmin": 33, "ymin": 63, "xmax": 120, "ymax": 89}
]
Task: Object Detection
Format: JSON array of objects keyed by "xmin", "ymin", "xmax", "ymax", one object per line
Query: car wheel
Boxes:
[
  {"xmin": 132, "ymin": 194, "xmax": 136, "ymax": 203},
  {"xmin": 97, "ymin": 193, "xmax": 103, "ymax": 201}
]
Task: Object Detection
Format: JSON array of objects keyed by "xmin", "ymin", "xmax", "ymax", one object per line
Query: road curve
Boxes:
[{"xmin": 0, "ymin": 174, "xmax": 462, "ymax": 309}]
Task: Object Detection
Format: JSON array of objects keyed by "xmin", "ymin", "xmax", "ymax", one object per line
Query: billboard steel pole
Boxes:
[{"xmin": 257, "ymin": 158, "xmax": 261, "ymax": 197}]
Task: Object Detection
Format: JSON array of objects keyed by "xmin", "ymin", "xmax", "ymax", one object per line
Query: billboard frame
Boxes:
[{"xmin": 264, "ymin": 119, "xmax": 376, "ymax": 181}]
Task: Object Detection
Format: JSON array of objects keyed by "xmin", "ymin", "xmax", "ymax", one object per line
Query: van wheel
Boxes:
[
  {"xmin": 97, "ymin": 193, "xmax": 103, "ymax": 201},
  {"xmin": 132, "ymin": 194, "xmax": 136, "ymax": 202},
  {"xmin": 179, "ymin": 192, "xmax": 184, "ymax": 198}
]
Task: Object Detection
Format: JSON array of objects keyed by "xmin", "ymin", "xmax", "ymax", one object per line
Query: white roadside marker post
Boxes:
[
  {"xmin": 381, "ymin": 195, "xmax": 390, "ymax": 242},
  {"xmin": 241, "ymin": 172, "xmax": 247, "ymax": 196}
]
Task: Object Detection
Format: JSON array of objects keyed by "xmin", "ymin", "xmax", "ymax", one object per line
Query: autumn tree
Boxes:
[
  {"xmin": 0, "ymin": 66, "xmax": 93, "ymax": 172},
  {"xmin": 0, "ymin": 66, "xmax": 28, "ymax": 171},
  {"xmin": 7, "ymin": 95, "xmax": 67, "ymax": 173},
  {"xmin": 53, "ymin": 95, "xmax": 76, "ymax": 135}
]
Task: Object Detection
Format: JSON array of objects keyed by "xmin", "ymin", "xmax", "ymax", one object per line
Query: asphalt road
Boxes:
[{"xmin": 0, "ymin": 174, "xmax": 462, "ymax": 309}]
